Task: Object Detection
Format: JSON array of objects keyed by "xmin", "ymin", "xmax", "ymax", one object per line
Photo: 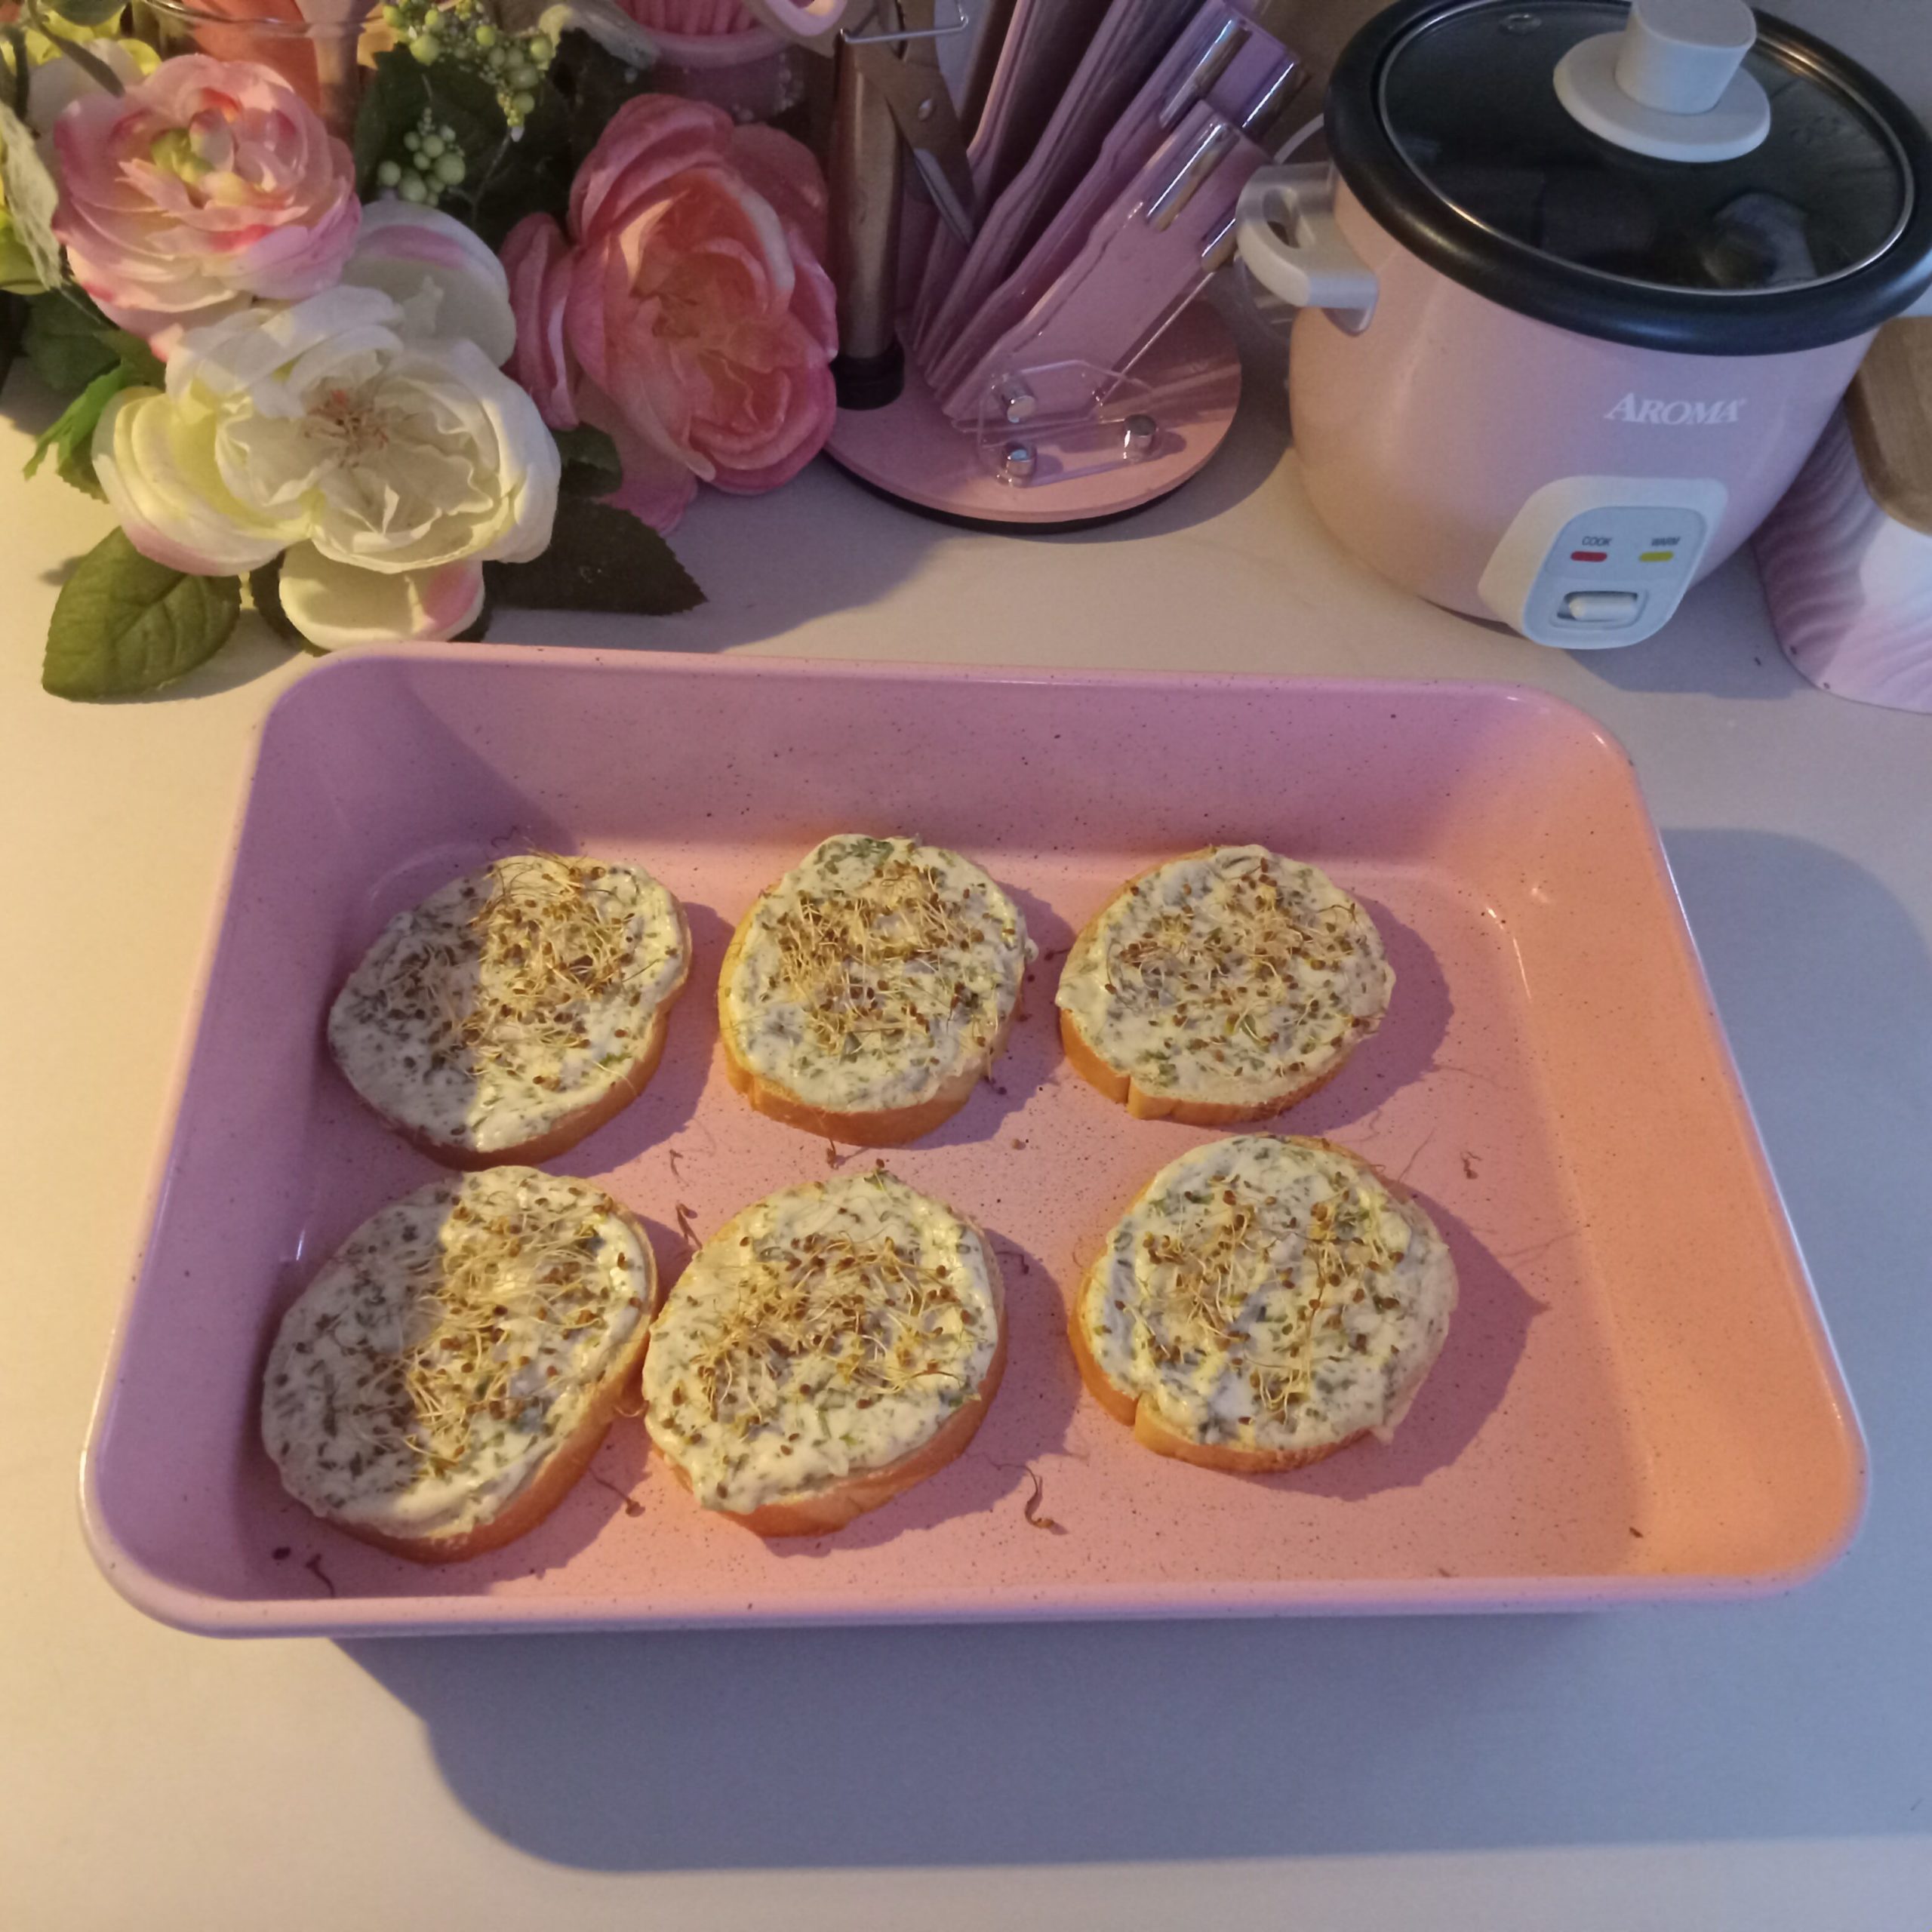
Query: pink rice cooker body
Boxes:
[{"xmin": 1288, "ymin": 180, "xmax": 1874, "ymax": 620}]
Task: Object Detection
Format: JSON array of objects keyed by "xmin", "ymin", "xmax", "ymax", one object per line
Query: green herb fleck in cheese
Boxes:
[
  {"xmin": 643, "ymin": 1173, "xmax": 1000, "ymax": 1515},
  {"xmin": 262, "ymin": 1168, "xmax": 652, "ymax": 1539},
  {"xmin": 723, "ymin": 835, "xmax": 1032, "ymax": 1113},
  {"xmin": 1057, "ymin": 846, "xmax": 1390, "ymax": 1105},
  {"xmin": 1082, "ymin": 1137, "xmax": 1455, "ymax": 1454},
  {"xmin": 328, "ymin": 853, "xmax": 688, "ymax": 1152}
]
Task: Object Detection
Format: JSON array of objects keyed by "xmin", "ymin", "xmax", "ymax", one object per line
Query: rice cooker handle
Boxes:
[{"xmin": 1235, "ymin": 166, "xmax": 1379, "ymax": 330}]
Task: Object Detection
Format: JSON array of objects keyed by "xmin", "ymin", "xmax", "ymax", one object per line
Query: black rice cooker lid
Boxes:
[{"xmin": 1327, "ymin": 0, "xmax": 1932, "ymax": 352}]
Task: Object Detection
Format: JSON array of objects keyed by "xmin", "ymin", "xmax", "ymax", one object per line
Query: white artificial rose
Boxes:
[
  {"xmin": 341, "ymin": 202, "xmax": 518, "ymax": 368},
  {"xmin": 277, "ymin": 543, "xmax": 488, "ymax": 649},
  {"xmin": 93, "ymin": 285, "xmax": 558, "ymax": 638}
]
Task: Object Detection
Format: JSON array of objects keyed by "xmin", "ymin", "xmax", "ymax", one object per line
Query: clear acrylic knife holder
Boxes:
[{"xmin": 971, "ymin": 359, "xmax": 1175, "ymax": 486}]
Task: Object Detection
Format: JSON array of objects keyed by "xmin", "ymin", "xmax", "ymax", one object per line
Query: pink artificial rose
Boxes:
[
  {"xmin": 500, "ymin": 95, "xmax": 835, "ymax": 533},
  {"xmin": 53, "ymin": 56, "xmax": 358, "ymax": 337},
  {"xmin": 502, "ymin": 208, "xmax": 578, "ymax": 429}
]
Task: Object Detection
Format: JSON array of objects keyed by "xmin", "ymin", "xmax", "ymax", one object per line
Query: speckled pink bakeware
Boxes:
[{"xmin": 81, "ymin": 648, "xmax": 1865, "ymax": 1635}]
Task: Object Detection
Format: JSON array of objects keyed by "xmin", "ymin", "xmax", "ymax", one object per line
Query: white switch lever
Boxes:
[{"xmin": 1563, "ymin": 591, "xmax": 1642, "ymax": 624}]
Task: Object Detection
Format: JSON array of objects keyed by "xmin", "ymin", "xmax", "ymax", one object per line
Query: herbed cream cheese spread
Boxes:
[
  {"xmin": 1080, "ymin": 1136, "xmax": 1455, "ymax": 1457},
  {"xmin": 721, "ymin": 834, "xmax": 1032, "ymax": 1114},
  {"xmin": 263, "ymin": 1168, "xmax": 653, "ymax": 1540},
  {"xmin": 643, "ymin": 1172, "xmax": 1001, "ymax": 1515},
  {"xmin": 1057, "ymin": 846, "xmax": 1392, "ymax": 1106},
  {"xmin": 328, "ymin": 853, "xmax": 688, "ymax": 1153}
]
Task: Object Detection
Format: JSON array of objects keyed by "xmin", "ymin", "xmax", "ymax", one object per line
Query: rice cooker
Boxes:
[{"xmin": 1235, "ymin": 0, "xmax": 1932, "ymax": 646}]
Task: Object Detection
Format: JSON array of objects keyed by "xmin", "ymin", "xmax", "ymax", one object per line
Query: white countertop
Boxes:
[{"xmin": 6, "ymin": 300, "xmax": 1931, "ymax": 1930}]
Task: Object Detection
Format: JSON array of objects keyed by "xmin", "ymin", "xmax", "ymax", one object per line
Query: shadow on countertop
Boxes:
[
  {"xmin": 494, "ymin": 288, "xmax": 1295, "ymax": 660},
  {"xmin": 344, "ymin": 832, "xmax": 1932, "ymax": 1875},
  {"xmin": 493, "ymin": 454, "xmax": 945, "ymax": 660},
  {"xmin": 1566, "ymin": 550, "xmax": 1807, "ymax": 701},
  {"xmin": 5, "ymin": 365, "xmax": 304, "ymax": 705}
]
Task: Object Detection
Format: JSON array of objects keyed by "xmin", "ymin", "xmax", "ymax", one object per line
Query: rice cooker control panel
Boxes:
[{"xmin": 1478, "ymin": 477, "xmax": 1729, "ymax": 649}]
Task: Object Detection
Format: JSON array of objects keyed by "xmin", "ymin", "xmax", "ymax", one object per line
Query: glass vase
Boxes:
[{"xmin": 130, "ymin": 0, "xmax": 370, "ymax": 136}]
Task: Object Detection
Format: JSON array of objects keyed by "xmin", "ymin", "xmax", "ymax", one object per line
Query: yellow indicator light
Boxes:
[{"xmin": 1639, "ymin": 549, "xmax": 1675, "ymax": 562}]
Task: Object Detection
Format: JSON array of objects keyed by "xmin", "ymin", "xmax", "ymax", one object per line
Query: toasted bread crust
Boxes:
[
  {"xmin": 1067, "ymin": 1303, "xmax": 1362, "ymax": 1474},
  {"xmin": 1069, "ymin": 1138, "xmax": 1438, "ymax": 1474},
  {"xmin": 1057, "ymin": 849, "xmax": 1379, "ymax": 1123},
  {"xmin": 666, "ymin": 1315, "xmax": 1008, "ymax": 1537},
  {"xmin": 717, "ymin": 906, "xmax": 1015, "ymax": 1146},
  {"xmin": 355, "ymin": 900, "xmax": 693, "ymax": 1169},
  {"xmin": 318, "ymin": 1208, "xmax": 661, "ymax": 1564},
  {"xmin": 657, "ymin": 1223, "xmax": 1008, "ymax": 1537},
  {"xmin": 1058, "ymin": 1004, "xmax": 1345, "ymax": 1126}
]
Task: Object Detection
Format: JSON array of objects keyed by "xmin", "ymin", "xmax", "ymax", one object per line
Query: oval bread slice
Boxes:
[
  {"xmin": 1071, "ymin": 1134, "xmax": 1456, "ymax": 1474},
  {"xmin": 643, "ymin": 1171, "xmax": 1006, "ymax": 1536},
  {"xmin": 718, "ymin": 833, "xmax": 1033, "ymax": 1146},
  {"xmin": 328, "ymin": 852, "xmax": 691, "ymax": 1167},
  {"xmin": 1056, "ymin": 845, "xmax": 1392, "ymax": 1124},
  {"xmin": 262, "ymin": 1167, "xmax": 660, "ymax": 1563}
]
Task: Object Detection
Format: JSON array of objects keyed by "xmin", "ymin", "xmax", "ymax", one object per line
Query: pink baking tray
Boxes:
[{"xmin": 81, "ymin": 648, "xmax": 1865, "ymax": 1635}]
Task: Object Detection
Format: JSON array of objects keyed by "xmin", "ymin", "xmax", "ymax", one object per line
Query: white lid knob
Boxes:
[
  {"xmin": 1555, "ymin": 0, "xmax": 1770, "ymax": 162},
  {"xmin": 1615, "ymin": 0, "xmax": 1755, "ymax": 114}
]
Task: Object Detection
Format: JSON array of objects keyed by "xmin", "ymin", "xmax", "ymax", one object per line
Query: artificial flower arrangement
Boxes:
[{"xmin": 0, "ymin": 0, "xmax": 837, "ymax": 698}]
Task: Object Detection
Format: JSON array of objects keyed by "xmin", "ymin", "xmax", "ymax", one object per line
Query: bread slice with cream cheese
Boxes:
[
  {"xmin": 718, "ymin": 834, "xmax": 1032, "ymax": 1146},
  {"xmin": 262, "ymin": 1167, "xmax": 660, "ymax": 1563},
  {"xmin": 1056, "ymin": 845, "xmax": 1391, "ymax": 1124},
  {"xmin": 1070, "ymin": 1134, "xmax": 1456, "ymax": 1474},
  {"xmin": 328, "ymin": 852, "xmax": 691, "ymax": 1168},
  {"xmin": 642, "ymin": 1171, "xmax": 1006, "ymax": 1536}
]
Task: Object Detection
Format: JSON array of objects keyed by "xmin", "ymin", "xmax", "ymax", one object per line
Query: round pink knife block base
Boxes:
[{"xmin": 826, "ymin": 300, "xmax": 1241, "ymax": 526}]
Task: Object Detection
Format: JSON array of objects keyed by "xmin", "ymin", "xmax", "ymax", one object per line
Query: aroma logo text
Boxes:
[{"xmin": 1605, "ymin": 393, "xmax": 1746, "ymax": 425}]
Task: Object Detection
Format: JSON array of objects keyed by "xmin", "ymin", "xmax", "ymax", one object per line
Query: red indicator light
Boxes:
[{"xmin": 1570, "ymin": 549, "xmax": 1608, "ymax": 561}]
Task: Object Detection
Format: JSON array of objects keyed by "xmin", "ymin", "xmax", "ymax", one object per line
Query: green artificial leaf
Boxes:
[
  {"xmin": 43, "ymin": 528, "xmax": 241, "ymax": 700},
  {"xmin": 23, "ymin": 361, "xmax": 135, "ymax": 497},
  {"xmin": 353, "ymin": 37, "xmax": 641, "ymax": 248},
  {"xmin": 422, "ymin": 57, "xmax": 506, "ymax": 152},
  {"xmin": 0, "ymin": 100, "xmax": 65, "ymax": 291},
  {"xmin": 549, "ymin": 28, "xmax": 658, "ymax": 170},
  {"xmin": 351, "ymin": 48, "xmax": 410, "ymax": 189},
  {"xmin": 103, "ymin": 328, "xmax": 162, "ymax": 384},
  {"xmin": 460, "ymin": 107, "xmax": 571, "ymax": 251},
  {"xmin": 0, "ymin": 289, "xmax": 25, "ymax": 390},
  {"xmin": 355, "ymin": 47, "xmax": 508, "ymax": 195},
  {"xmin": 23, "ymin": 290, "xmax": 165, "ymax": 393},
  {"xmin": 552, "ymin": 423, "xmax": 622, "ymax": 499},
  {"xmin": 488, "ymin": 497, "xmax": 703, "ymax": 616},
  {"xmin": 23, "ymin": 292, "xmax": 113, "ymax": 389}
]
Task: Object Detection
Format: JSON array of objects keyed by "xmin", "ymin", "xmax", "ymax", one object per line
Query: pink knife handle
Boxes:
[{"xmin": 940, "ymin": 106, "xmax": 1264, "ymax": 423}]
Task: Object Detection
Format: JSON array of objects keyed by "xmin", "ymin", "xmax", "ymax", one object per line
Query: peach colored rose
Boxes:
[
  {"xmin": 500, "ymin": 95, "xmax": 835, "ymax": 533},
  {"xmin": 52, "ymin": 55, "xmax": 358, "ymax": 337}
]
